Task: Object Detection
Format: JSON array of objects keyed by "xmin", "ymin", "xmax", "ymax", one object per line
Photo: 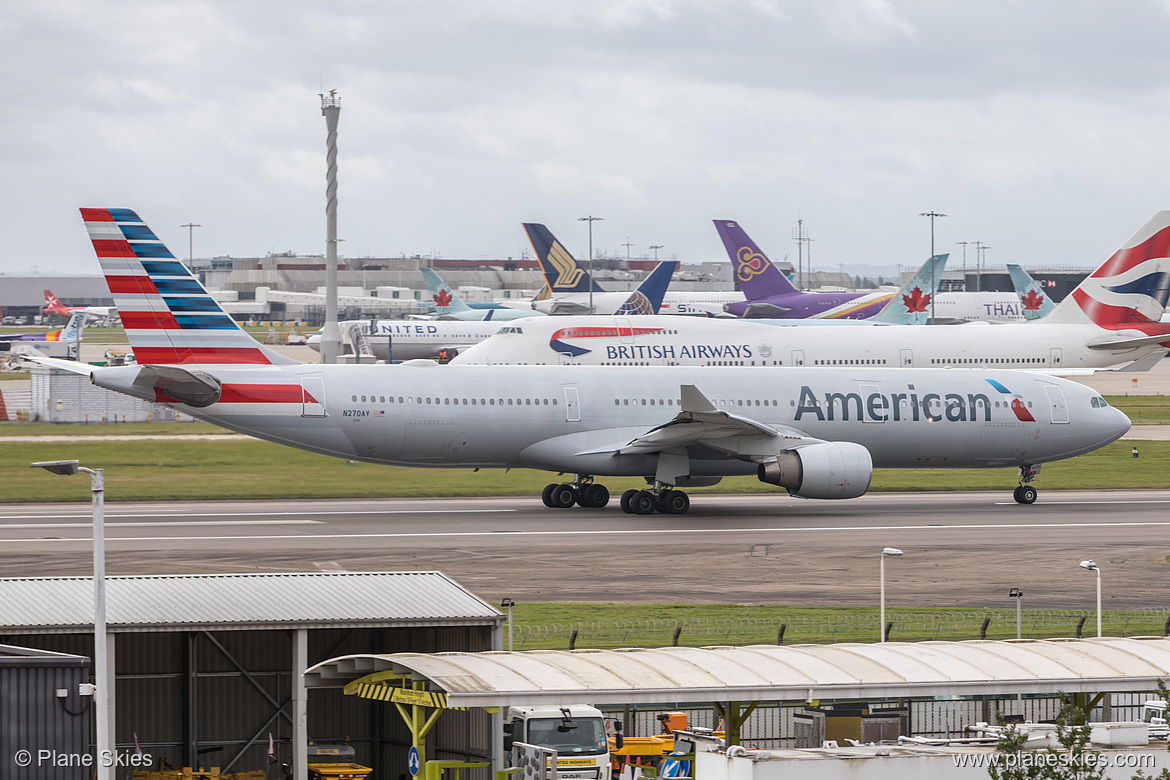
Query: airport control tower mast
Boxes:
[{"xmin": 319, "ymin": 90, "xmax": 342, "ymax": 364}]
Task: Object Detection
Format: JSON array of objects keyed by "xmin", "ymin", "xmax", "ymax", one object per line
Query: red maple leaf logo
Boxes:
[
  {"xmin": 433, "ymin": 289, "xmax": 453, "ymax": 307},
  {"xmin": 901, "ymin": 286, "xmax": 931, "ymax": 313},
  {"xmin": 1020, "ymin": 289, "xmax": 1046, "ymax": 311}
]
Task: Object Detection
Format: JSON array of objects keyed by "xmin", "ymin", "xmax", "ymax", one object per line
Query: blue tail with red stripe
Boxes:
[{"xmin": 81, "ymin": 208, "xmax": 297, "ymax": 366}]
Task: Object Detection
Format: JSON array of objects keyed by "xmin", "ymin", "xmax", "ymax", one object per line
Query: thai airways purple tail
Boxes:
[{"xmin": 714, "ymin": 220, "xmax": 799, "ymax": 300}]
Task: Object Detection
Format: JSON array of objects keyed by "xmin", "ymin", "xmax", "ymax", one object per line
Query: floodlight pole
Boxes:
[
  {"xmin": 1009, "ymin": 588, "xmax": 1023, "ymax": 640},
  {"xmin": 879, "ymin": 547, "xmax": 903, "ymax": 643},
  {"xmin": 1079, "ymin": 561, "xmax": 1103, "ymax": 637},
  {"xmin": 31, "ymin": 461, "xmax": 109, "ymax": 778},
  {"xmin": 578, "ymin": 216, "xmax": 603, "ymax": 314},
  {"xmin": 501, "ymin": 598, "xmax": 515, "ymax": 651}
]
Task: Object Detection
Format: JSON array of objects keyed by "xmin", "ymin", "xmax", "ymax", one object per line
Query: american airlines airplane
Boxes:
[
  {"xmin": 30, "ymin": 208, "xmax": 1130, "ymax": 514},
  {"xmin": 526, "ymin": 223, "xmax": 743, "ymax": 316},
  {"xmin": 452, "ymin": 211, "xmax": 1170, "ymax": 374}
]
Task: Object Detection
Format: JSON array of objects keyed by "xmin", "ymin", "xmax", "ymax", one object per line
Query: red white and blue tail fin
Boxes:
[
  {"xmin": 1046, "ymin": 211, "xmax": 1170, "ymax": 332},
  {"xmin": 80, "ymin": 208, "xmax": 297, "ymax": 366}
]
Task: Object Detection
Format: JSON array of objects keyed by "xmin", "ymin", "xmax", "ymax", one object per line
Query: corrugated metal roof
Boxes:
[
  {"xmin": 0, "ymin": 572, "xmax": 502, "ymax": 634},
  {"xmin": 304, "ymin": 638, "xmax": 1170, "ymax": 705}
]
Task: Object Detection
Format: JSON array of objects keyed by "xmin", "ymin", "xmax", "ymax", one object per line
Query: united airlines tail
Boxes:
[
  {"xmin": 420, "ymin": 267, "xmax": 473, "ymax": 315},
  {"xmin": 79, "ymin": 208, "xmax": 297, "ymax": 366},
  {"xmin": 524, "ymin": 223, "xmax": 607, "ymax": 293},
  {"xmin": 1006, "ymin": 264, "xmax": 1056, "ymax": 321},
  {"xmin": 870, "ymin": 254, "xmax": 949, "ymax": 325},
  {"xmin": 614, "ymin": 260, "xmax": 678, "ymax": 315},
  {"xmin": 1044, "ymin": 211, "xmax": 1170, "ymax": 345},
  {"xmin": 713, "ymin": 220, "xmax": 799, "ymax": 299}
]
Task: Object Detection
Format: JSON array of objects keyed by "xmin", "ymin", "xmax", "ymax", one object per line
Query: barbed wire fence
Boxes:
[{"xmin": 511, "ymin": 608, "xmax": 1170, "ymax": 650}]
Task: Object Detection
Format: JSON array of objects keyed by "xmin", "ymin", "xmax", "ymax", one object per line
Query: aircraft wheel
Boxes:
[
  {"xmin": 541, "ymin": 484, "xmax": 559, "ymax": 507},
  {"xmin": 660, "ymin": 490, "xmax": 690, "ymax": 515},
  {"xmin": 550, "ymin": 484, "xmax": 577, "ymax": 508},
  {"xmin": 631, "ymin": 490, "xmax": 657, "ymax": 515},
  {"xmin": 1015, "ymin": 485, "xmax": 1037, "ymax": 505},
  {"xmin": 577, "ymin": 483, "xmax": 609, "ymax": 508},
  {"xmin": 620, "ymin": 489, "xmax": 639, "ymax": 514}
]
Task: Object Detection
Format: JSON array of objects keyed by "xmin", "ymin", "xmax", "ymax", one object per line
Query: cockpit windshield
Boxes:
[{"xmin": 525, "ymin": 717, "xmax": 608, "ymax": 756}]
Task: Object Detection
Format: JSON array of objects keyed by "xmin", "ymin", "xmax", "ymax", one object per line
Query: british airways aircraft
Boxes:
[
  {"xmin": 453, "ymin": 211, "xmax": 1170, "ymax": 375},
  {"xmin": 30, "ymin": 208, "xmax": 1130, "ymax": 514}
]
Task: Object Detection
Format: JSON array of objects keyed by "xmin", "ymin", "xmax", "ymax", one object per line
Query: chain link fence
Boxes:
[{"xmin": 512, "ymin": 608, "xmax": 1170, "ymax": 650}]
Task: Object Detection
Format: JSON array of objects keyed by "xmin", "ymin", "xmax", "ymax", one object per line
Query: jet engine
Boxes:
[{"xmin": 756, "ymin": 442, "xmax": 872, "ymax": 499}]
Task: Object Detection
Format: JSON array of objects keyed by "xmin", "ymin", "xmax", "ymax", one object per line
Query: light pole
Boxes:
[
  {"xmin": 1079, "ymin": 560, "xmax": 1102, "ymax": 637},
  {"xmin": 879, "ymin": 547, "xmax": 903, "ymax": 642},
  {"xmin": 578, "ymin": 216, "xmax": 604, "ymax": 314},
  {"xmin": 1008, "ymin": 588, "xmax": 1023, "ymax": 639},
  {"xmin": 500, "ymin": 598, "xmax": 515, "ymax": 651},
  {"xmin": 650, "ymin": 244, "xmax": 664, "ymax": 263},
  {"xmin": 180, "ymin": 223, "xmax": 201, "ymax": 269},
  {"xmin": 31, "ymin": 459, "xmax": 110, "ymax": 778},
  {"xmin": 919, "ymin": 212, "xmax": 946, "ymax": 321}
]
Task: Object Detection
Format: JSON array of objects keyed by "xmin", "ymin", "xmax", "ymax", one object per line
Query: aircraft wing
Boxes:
[
  {"xmin": 1086, "ymin": 332, "xmax": 1170, "ymax": 350},
  {"xmin": 15, "ymin": 354, "xmax": 94, "ymax": 375},
  {"xmin": 547, "ymin": 300, "xmax": 594, "ymax": 316},
  {"xmin": 741, "ymin": 302, "xmax": 792, "ymax": 318},
  {"xmin": 580, "ymin": 385, "xmax": 820, "ymax": 461}
]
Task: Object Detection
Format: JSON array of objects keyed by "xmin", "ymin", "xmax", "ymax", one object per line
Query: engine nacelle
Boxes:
[{"xmin": 757, "ymin": 442, "xmax": 872, "ymax": 499}]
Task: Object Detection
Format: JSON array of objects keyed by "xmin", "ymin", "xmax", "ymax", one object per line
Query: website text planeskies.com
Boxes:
[{"xmin": 953, "ymin": 752, "xmax": 1157, "ymax": 770}]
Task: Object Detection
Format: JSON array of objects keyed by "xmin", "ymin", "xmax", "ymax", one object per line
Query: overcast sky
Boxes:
[{"xmin": 5, "ymin": 0, "xmax": 1170, "ymax": 277}]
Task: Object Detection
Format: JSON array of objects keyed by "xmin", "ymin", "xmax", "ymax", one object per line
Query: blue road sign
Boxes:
[{"xmin": 408, "ymin": 746, "xmax": 421, "ymax": 776}]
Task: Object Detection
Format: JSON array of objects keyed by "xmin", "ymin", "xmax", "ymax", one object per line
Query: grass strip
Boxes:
[
  {"xmin": 506, "ymin": 603, "xmax": 1170, "ymax": 648},
  {"xmin": 2, "ymin": 438, "xmax": 1164, "ymax": 503}
]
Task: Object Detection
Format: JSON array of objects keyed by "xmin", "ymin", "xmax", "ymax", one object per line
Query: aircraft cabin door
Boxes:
[
  {"xmin": 616, "ymin": 317, "xmax": 635, "ymax": 344},
  {"xmin": 301, "ymin": 376, "xmax": 326, "ymax": 417},
  {"xmin": 1050, "ymin": 347, "xmax": 1062, "ymax": 368},
  {"xmin": 791, "ymin": 350, "xmax": 805, "ymax": 367},
  {"xmin": 900, "ymin": 349, "xmax": 914, "ymax": 367},
  {"xmin": 563, "ymin": 387, "xmax": 581, "ymax": 422},
  {"xmin": 1044, "ymin": 386, "xmax": 1069, "ymax": 424}
]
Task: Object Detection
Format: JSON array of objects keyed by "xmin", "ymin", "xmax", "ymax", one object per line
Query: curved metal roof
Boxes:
[{"xmin": 304, "ymin": 637, "xmax": 1170, "ymax": 705}]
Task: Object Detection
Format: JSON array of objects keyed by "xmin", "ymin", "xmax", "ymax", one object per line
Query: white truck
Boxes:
[{"xmin": 503, "ymin": 705, "xmax": 615, "ymax": 780}]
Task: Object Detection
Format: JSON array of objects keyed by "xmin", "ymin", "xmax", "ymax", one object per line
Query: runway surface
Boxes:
[{"xmin": 2, "ymin": 490, "xmax": 1167, "ymax": 610}]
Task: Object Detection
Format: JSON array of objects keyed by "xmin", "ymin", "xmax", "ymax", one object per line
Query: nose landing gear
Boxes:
[{"xmin": 1013, "ymin": 464, "xmax": 1040, "ymax": 504}]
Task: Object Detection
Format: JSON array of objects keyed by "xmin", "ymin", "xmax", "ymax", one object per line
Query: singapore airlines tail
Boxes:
[
  {"xmin": 524, "ymin": 223, "xmax": 607, "ymax": 293},
  {"xmin": 78, "ymin": 208, "xmax": 297, "ymax": 367},
  {"xmin": 1043, "ymin": 210, "xmax": 1170, "ymax": 345}
]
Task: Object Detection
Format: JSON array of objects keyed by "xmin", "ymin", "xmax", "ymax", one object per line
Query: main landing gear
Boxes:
[
  {"xmin": 620, "ymin": 483, "xmax": 690, "ymax": 515},
  {"xmin": 1013, "ymin": 464, "xmax": 1040, "ymax": 505},
  {"xmin": 541, "ymin": 476, "xmax": 610, "ymax": 509},
  {"xmin": 539, "ymin": 477, "xmax": 693, "ymax": 514}
]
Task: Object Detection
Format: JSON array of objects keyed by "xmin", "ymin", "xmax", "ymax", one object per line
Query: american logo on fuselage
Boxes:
[{"xmin": 794, "ymin": 378, "xmax": 1036, "ymax": 424}]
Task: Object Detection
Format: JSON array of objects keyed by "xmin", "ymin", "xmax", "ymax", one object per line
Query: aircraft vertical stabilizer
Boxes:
[
  {"xmin": 871, "ymin": 254, "xmax": 949, "ymax": 325},
  {"xmin": 1007, "ymin": 264, "xmax": 1057, "ymax": 321},
  {"xmin": 421, "ymin": 267, "xmax": 473, "ymax": 315},
  {"xmin": 615, "ymin": 261, "xmax": 679, "ymax": 315},
  {"xmin": 1044, "ymin": 211, "xmax": 1170, "ymax": 332},
  {"xmin": 79, "ymin": 208, "xmax": 298, "ymax": 366},
  {"xmin": 713, "ymin": 220, "xmax": 799, "ymax": 299},
  {"xmin": 524, "ymin": 223, "xmax": 607, "ymax": 293}
]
